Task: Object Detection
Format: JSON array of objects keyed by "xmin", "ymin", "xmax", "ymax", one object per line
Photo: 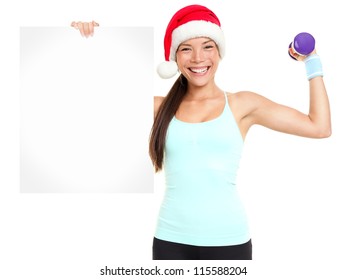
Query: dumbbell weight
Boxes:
[{"xmin": 288, "ymin": 32, "xmax": 315, "ymax": 60}]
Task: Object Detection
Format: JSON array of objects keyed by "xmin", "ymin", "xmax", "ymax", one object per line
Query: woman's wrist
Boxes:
[{"xmin": 304, "ymin": 54, "xmax": 323, "ymax": 80}]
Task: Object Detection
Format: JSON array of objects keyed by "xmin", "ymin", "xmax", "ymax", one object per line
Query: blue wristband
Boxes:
[{"xmin": 304, "ymin": 54, "xmax": 323, "ymax": 80}]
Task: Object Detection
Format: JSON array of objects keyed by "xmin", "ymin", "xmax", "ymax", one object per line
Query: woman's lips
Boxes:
[{"xmin": 188, "ymin": 66, "xmax": 210, "ymax": 74}]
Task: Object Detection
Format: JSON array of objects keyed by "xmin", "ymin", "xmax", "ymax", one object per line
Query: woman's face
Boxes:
[{"xmin": 176, "ymin": 37, "xmax": 220, "ymax": 87}]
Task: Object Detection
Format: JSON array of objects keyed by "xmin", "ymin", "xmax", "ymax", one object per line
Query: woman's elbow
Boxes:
[{"xmin": 315, "ymin": 126, "xmax": 332, "ymax": 138}]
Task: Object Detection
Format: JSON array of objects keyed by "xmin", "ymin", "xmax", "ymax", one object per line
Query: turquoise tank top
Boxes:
[{"xmin": 155, "ymin": 92, "xmax": 250, "ymax": 246}]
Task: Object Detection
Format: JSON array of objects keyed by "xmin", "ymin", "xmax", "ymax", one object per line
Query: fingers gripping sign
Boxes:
[{"xmin": 71, "ymin": 21, "xmax": 99, "ymax": 38}]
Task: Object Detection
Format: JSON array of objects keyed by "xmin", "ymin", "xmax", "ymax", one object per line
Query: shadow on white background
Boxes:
[{"xmin": 20, "ymin": 27, "xmax": 154, "ymax": 193}]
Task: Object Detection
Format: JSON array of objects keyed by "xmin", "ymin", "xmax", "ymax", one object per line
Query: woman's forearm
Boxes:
[{"xmin": 308, "ymin": 76, "xmax": 332, "ymax": 137}]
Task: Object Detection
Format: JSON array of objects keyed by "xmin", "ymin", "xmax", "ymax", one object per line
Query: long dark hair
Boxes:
[{"xmin": 149, "ymin": 74, "xmax": 188, "ymax": 172}]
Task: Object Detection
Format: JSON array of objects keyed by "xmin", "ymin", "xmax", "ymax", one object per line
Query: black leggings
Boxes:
[{"xmin": 153, "ymin": 237, "xmax": 252, "ymax": 260}]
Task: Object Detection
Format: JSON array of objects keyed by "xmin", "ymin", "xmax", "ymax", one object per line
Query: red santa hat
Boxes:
[{"xmin": 157, "ymin": 4, "xmax": 225, "ymax": 79}]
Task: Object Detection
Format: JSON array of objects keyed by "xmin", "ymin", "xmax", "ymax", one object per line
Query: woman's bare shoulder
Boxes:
[
  {"xmin": 227, "ymin": 90, "xmax": 261, "ymax": 100},
  {"xmin": 227, "ymin": 90, "xmax": 265, "ymax": 107},
  {"xmin": 226, "ymin": 91, "xmax": 264, "ymax": 119}
]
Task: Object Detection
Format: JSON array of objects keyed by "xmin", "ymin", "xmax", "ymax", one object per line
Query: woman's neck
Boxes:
[{"xmin": 185, "ymin": 83, "xmax": 223, "ymax": 101}]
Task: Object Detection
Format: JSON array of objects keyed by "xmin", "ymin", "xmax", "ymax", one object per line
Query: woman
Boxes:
[
  {"xmin": 149, "ymin": 4, "xmax": 330, "ymax": 260},
  {"xmin": 72, "ymin": 4, "xmax": 331, "ymax": 260}
]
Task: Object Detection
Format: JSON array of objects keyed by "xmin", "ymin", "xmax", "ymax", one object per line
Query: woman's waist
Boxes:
[{"xmin": 164, "ymin": 167, "xmax": 239, "ymax": 187}]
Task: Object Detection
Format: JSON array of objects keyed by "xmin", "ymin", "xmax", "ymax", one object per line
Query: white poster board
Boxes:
[{"xmin": 20, "ymin": 27, "xmax": 154, "ymax": 193}]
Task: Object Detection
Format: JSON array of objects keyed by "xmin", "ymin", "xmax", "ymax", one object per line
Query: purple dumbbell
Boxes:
[{"xmin": 288, "ymin": 32, "xmax": 315, "ymax": 60}]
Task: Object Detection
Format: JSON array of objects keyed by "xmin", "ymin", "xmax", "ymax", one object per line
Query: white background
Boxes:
[{"xmin": 1, "ymin": 0, "xmax": 346, "ymax": 279}]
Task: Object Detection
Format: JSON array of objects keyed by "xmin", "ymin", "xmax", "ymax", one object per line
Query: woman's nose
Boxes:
[{"xmin": 191, "ymin": 49, "xmax": 203, "ymax": 63}]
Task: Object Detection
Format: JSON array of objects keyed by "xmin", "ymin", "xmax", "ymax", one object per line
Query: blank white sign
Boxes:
[{"xmin": 20, "ymin": 27, "xmax": 154, "ymax": 193}]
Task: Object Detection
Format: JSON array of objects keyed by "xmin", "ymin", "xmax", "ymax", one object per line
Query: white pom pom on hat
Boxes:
[
  {"xmin": 157, "ymin": 61, "xmax": 178, "ymax": 79},
  {"xmin": 157, "ymin": 4, "xmax": 226, "ymax": 79}
]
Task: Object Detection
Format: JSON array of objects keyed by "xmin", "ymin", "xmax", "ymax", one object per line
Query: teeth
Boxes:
[{"xmin": 190, "ymin": 67, "xmax": 208, "ymax": 73}]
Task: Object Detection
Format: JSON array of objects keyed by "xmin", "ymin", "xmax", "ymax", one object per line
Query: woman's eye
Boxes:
[
  {"xmin": 204, "ymin": 45, "xmax": 214, "ymax": 49},
  {"xmin": 180, "ymin": 47, "xmax": 191, "ymax": 52}
]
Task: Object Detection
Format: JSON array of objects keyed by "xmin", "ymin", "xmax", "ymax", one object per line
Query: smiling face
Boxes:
[{"xmin": 176, "ymin": 37, "xmax": 220, "ymax": 87}]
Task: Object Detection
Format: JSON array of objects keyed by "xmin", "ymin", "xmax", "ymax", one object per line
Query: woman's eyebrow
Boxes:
[
  {"xmin": 180, "ymin": 39, "xmax": 214, "ymax": 47},
  {"xmin": 179, "ymin": 43, "xmax": 192, "ymax": 47},
  {"xmin": 202, "ymin": 39, "xmax": 214, "ymax": 44}
]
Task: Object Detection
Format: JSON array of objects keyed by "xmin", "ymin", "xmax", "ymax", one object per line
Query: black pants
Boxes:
[{"xmin": 153, "ymin": 237, "xmax": 252, "ymax": 260}]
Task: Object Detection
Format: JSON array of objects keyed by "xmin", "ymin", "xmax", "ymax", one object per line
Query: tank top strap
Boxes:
[
  {"xmin": 222, "ymin": 91, "xmax": 232, "ymax": 117},
  {"xmin": 223, "ymin": 91, "xmax": 228, "ymax": 101}
]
